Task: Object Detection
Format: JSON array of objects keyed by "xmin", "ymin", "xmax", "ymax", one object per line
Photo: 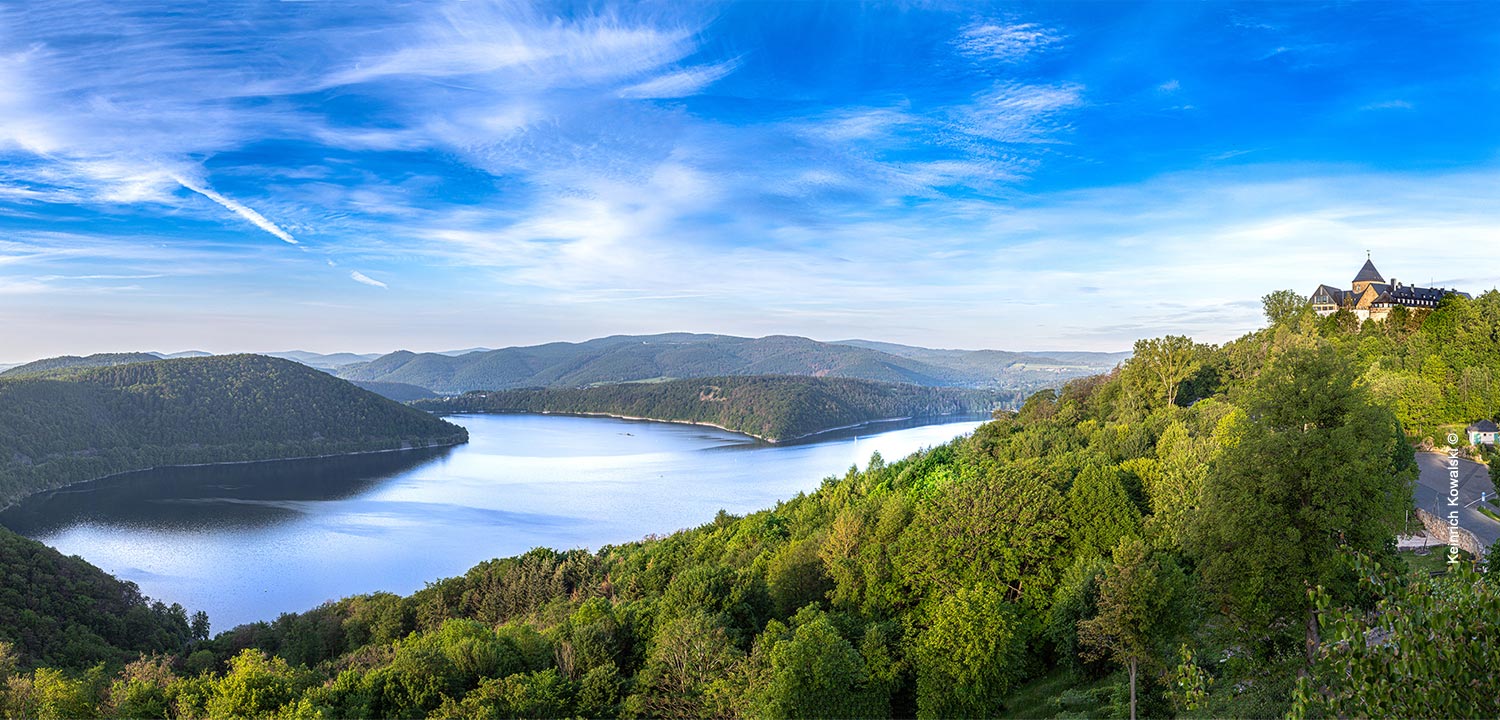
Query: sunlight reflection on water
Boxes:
[{"xmin": 0, "ymin": 413, "xmax": 984, "ymax": 629}]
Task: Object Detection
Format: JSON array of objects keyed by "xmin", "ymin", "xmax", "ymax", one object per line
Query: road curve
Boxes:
[{"xmin": 1415, "ymin": 451, "xmax": 1500, "ymax": 550}]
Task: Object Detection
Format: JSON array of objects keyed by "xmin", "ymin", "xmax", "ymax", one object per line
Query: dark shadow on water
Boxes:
[{"xmin": 0, "ymin": 446, "xmax": 456, "ymax": 536}]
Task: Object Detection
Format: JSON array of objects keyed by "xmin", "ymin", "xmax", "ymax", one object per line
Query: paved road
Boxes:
[{"xmin": 1415, "ymin": 451, "xmax": 1500, "ymax": 550}]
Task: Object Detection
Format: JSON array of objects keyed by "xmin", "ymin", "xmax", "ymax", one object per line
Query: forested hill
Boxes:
[
  {"xmin": 0, "ymin": 355, "xmax": 467, "ymax": 509},
  {"xmin": 0, "ymin": 352, "xmax": 162, "ymax": 378},
  {"xmin": 336, "ymin": 333, "xmax": 1121, "ymax": 394},
  {"xmin": 0, "ymin": 526, "xmax": 200, "ymax": 670},
  {"xmin": 350, "ymin": 380, "xmax": 440, "ymax": 402},
  {"xmin": 414, "ymin": 376, "xmax": 1006, "ymax": 442}
]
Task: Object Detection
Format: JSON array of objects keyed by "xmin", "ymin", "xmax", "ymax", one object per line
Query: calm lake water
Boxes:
[{"xmin": 0, "ymin": 413, "xmax": 984, "ymax": 629}]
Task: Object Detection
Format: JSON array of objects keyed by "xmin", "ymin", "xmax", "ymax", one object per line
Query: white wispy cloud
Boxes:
[
  {"xmin": 0, "ymin": 230, "xmax": 301, "ymax": 303},
  {"xmin": 358, "ymin": 163, "xmax": 1500, "ymax": 351},
  {"xmin": 952, "ymin": 82, "xmax": 1085, "ymax": 144},
  {"xmin": 318, "ymin": 12, "xmax": 698, "ymax": 90},
  {"xmin": 954, "ymin": 20, "xmax": 1062, "ymax": 63},
  {"xmin": 776, "ymin": 81, "xmax": 1083, "ymax": 196},
  {"xmin": 2, "ymin": 2, "xmax": 664, "ymax": 212},
  {"xmin": 1360, "ymin": 99, "xmax": 1413, "ymax": 111},
  {"xmin": 36, "ymin": 273, "xmax": 166, "ymax": 281},
  {"xmin": 3, "ymin": 1, "xmax": 1066, "ymax": 252},
  {"xmin": 618, "ymin": 59, "xmax": 739, "ymax": 98},
  {"xmin": 349, "ymin": 271, "xmax": 388, "ymax": 288},
  {"xmin": 0, "ymin": 3, "xmax": 1100, "ymax": 356},
  {"xmin": 7, "ymin": 2, "xmax": 1482, "ymax": 358},
  {"xmin": 806, "ymin": 107, "xmax": 918, "ymax": 143},
  {"xmin": 0, "ymin": 278, "xmax": 53, "ymax": 295},
  {"xmin": 173, "ymin": 176, "xmax": 298, "ymax": 245}
]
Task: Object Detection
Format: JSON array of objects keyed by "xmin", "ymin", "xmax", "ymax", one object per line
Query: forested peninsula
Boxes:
[
  {"xmin": 413, "ymin": 375, "xmax": 1006, "ymax": 442},
  {"xmin": 0, "ymin": 355, "xmax": 467, "ymax": 509}
]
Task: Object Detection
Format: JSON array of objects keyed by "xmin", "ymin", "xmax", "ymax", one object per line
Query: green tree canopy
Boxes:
[
  {"xmin": 912, "ymin": 584, "xmax": 1030, "ymax": 719},
  {"xmin": 1078, "ymin": 536, "xmax": 1189, "ymax": 720},
  {"xmin": 1128, "ymin": 335, "xmax": 1201, "ymax": 409},
  {"xmin": 740, "ymin": 608, "xmax": 888, "ymax": 718},
  {"xmin": 1263, "ymin": 289, "xmax": 1312, "ymax": 327},
  {"xmin": 1293, "ymin": 557, "xmax": 1500, "ymax": 718},
  {"xmin": 1194, "ymin": 343, "xmax": 1415, "ymax": 662}
]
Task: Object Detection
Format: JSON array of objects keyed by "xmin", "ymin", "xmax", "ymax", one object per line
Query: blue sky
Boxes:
[{"xmin": 2, "ymin": 1, "xmax": 1498, "ymax": 360}]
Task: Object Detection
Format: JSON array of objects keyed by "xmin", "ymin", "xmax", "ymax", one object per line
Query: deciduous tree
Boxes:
[
  {"xmin": 1195, "ymin": 344, "xmax": 1415, "ymax": 663},
  {"xmin": 1078, "ymin": 537, "xmax": 1188, "ymax": 720},
  {"xmin": 1263, "ymin": 289, "xmax": 1311, "ymax": 328},
  {"xmin": 913, "ymin": 584, "xmax": 1029, "ymax": 718},
  {"xmin": 1131, "ymin": 336, "xmax": 1201, "ymax": 409},
  {"xmin": 1292, "ymin": 556, "xmax": 1500, "ymax": 718}
]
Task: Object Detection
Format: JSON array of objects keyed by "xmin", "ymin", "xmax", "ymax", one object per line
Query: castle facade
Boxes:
[{"xmin": 1309, "ymin": 258, "xmax": 1469, "ymax": 322}]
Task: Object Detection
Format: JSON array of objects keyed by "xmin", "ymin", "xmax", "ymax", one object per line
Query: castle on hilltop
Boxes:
[{"xmin": 1309, "ymin": 256, "xmax": 1469, "ymax": 322}]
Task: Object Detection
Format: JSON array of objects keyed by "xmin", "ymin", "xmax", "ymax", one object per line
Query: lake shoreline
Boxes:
[
  {"xmin": 8, "ymin": 413, "xmax": 987, "ymax": 629},
  {"xmin": 544, "ymin": 410, "xmax": 776, "ymax": 441},
  {"xmin": 434, "ymin": 409, "xmax": 992, "ymax": 444},
  {"xmin": 0, "ymin": 437, "xmax": 467, "ymax": 512}
]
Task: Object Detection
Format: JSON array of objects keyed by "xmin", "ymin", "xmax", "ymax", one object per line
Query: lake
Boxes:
[{"xmin": 0, "ymin": 413, "xmax": 985, "ymax": 630}]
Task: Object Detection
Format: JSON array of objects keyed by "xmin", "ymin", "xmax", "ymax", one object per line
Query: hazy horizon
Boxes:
[
  {"xmin": 0, "ymin": 331, "xmax": 1137, "ymax": 367},
  {"xmin": 3, "ymin": 2, "xmax": 1498, "ymax": 359}
]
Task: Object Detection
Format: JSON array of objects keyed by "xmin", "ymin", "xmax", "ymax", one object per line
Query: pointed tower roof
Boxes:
[{"xmin": 1353, "ymin": 258, "xmax": 1384, "ymax": 284}]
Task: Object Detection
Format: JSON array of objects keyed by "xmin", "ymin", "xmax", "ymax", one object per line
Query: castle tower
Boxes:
[{"xmin": 1352, "ymin": 257, "xmax": 1384, "ymax": 296}]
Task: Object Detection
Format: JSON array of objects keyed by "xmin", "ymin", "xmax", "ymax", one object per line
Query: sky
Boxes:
[{"xmin": 2, "ymin": 1, "xmax": 1498, "ymax": 361}]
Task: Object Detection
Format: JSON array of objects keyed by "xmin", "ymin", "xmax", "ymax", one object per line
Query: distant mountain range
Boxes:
[
  {"xmin": 831, "ymin": 339, "xmax": 1132, "ymax": 373},
  {"xmin": 335, "ymin": 334, "xmax": 1128, "ymax": 395},
  {"xmin": 1, "ymin": 335, "xmax": 1128, "ymax": 398},
  {"xmin": 261, "ymin": 351, "xmax": 384, "ymax": 369}
]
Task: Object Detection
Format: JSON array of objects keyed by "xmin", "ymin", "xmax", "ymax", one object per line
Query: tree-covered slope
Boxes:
[
  {"xmin": 0, "ymin": 355, "xmax": 467, "ymax": 508},
  {"xmin": 350, "ymin": 380, "xmax": 440, "ymax": 402},
  {"xmin": 0, "ymin": 352, "xmax": 162, "ymax": 378},
  {"xmin": 337, "ymin": 333, "xmax": 1121, "ymax": 394},
  {"xmin": 0, "ymin": 527, "xmax": 198, "ymax": 671},
  {"xmin": 415, "ymin": 375, "xmax": 1005, "ymax": 441}
]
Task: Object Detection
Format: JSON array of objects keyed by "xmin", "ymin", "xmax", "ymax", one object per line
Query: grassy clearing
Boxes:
[
  {"xmin": 1001, "ymin": 667, "xmax": 1118, "ymax": 719},
  {"xmin": 1400, "ymin": 547, "xmax": 1468, "ymax": 575}
]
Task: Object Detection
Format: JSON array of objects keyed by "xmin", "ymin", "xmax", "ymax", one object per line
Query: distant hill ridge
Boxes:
[
  {"xmin": 416, "ymin": 375, "xmax": 1005, "ymax": 442},
  {"xmin": 338, "ymin": 333, "xmax": 1127, "ymax": 394},
  {"xmin": 0, "ymin": 354, "xmax": 467, "ymax": 508},
  {"xmin": 832, "ymin": 339, "xmax": 1131, "ymax": 371},
  {"xmin": 263, "ymin": 350, "xmax": 384, "ymax": 369},
  {"xmin": 0, "ymin": 352, "xmax": 163, "ymax": 378},
  {"xmin": 3, "ymin": 337, "xmax": 1126, "ymax": 394},
  {"xmin": 0, "ymin": 350, "xmax": 387, "ymax": 378},
  {"xmin": 350, "ymin": 380, "xmax": 440, "ymax": 402}
]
